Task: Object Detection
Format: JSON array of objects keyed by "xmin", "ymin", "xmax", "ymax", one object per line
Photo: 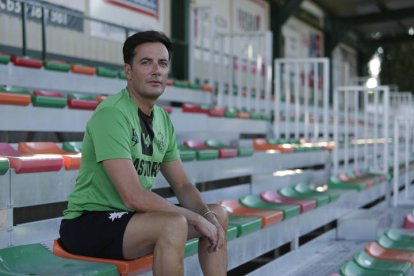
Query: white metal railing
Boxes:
[
  {"xmin": 274, "ymin": 58, "xmax": 329, "ymax": 142},
  {"xmin": 333, "ymin": 86, "xmax": 390, "ymax": 175},
  {"xmin": 189, "ymin": 6, "xmax": 273, "ymax": 113},
  {"xmin": 392, "ymin": 117, "xmax": 414, "ymax": 207},
  {"xmin": 215, "ymin": 31, "xmax": 273, "ymax": 113}
]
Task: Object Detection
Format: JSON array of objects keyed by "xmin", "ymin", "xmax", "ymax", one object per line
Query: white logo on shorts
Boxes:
[{"xmin": 108, "ymin": 212, "xmax": 128, "ymax": 221}]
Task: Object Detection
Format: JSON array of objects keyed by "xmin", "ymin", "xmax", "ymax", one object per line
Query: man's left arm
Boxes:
[{"xmin": 161, "ymin": 159, "xmax": 225, "ymax": 249}]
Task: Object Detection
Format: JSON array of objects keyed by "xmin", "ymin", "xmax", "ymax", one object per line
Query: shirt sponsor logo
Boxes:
[
  {"xmin": 108, "ymin": 211, "xmax": 128, "ymax": 221},
  {"xmin": 131, "ymin": 127, "xmax": 139, "ymax": 146},
  {"xmin": 133, "ymin": 158, "xmax": 161, "ymax": 177}
]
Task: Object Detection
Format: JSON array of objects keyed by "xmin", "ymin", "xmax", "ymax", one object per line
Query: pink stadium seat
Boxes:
[
  {"xmin": 260, "ymin": 191, "xmax": 316, "ymax": 213},
  {"xmin": 0, "ymin": 143, "xmax": 63, "ymax": 173},
  {"xmin": 18, "ymin": 142, "xmax": 81, "ymax": 171}
]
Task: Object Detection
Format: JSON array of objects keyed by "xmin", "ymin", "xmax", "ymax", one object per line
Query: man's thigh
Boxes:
[{"xmin": 122, "ymin": 211, "xmax": 187, "ymax": 259}]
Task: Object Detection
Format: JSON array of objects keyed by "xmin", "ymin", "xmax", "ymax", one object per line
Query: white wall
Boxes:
[{"xmin": 0, "ymin": 0, "xmax": 171, "ymax": 65}]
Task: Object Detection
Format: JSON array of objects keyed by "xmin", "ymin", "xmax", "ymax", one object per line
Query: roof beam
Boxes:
[
  {"xmin": 365, "ymin": 34, "xmax": 414, "ymax": 47},
  {"xmin": 344, "ymin": 7, "xmax": 414, "ymax": 26}
]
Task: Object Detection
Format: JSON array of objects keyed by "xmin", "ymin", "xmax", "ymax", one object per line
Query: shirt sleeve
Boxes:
[
  {"xmin": 162, "ymin": 111, "xmax": 180, "ymax": 162},
  {"xmin": 88, "ymin": 107, "xmax": 132, "ymax": 162}
]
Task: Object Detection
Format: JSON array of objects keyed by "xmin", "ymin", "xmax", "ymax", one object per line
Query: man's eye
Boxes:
[{"xmin": 141, "ymin": 60, "xmax": 150, "ymax": 65}]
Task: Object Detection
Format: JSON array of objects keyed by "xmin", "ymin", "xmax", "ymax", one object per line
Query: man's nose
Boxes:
[{"xmin": 151, "ymin": 63, "xmax": 161, "ymax": 75}]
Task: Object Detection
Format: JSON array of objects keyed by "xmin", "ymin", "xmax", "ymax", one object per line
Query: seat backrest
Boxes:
[
  {"xmin": 18, "ymin": 142, "xmax": 66, "ymax": 154},
  {"xmin": 0, "ymin": 143, "xmax": 20, "ymax": 157}
]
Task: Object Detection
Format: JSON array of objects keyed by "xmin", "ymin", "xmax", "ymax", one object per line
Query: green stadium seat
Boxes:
[
  {"xmin": 278, "ymin": 186, "xmax": 329, "ymax": 207},
  {"xmin": 118, "ymin": 70, "xmax": 127, "ymax": 79},
  {"xmin": 219, "ymin": 199, "xmax": 283, "ymax": 227},
  {"xmin": 181, "ymin": 103, "xmax": 211, "ymax": 114},
  {"xmin": 202, "ymin": 140, "xmax": 238, "ymax": 158},
  {"xmin": 182, "ymin": 141, "xmax": 219, "ymax": 160},
  {"xmin": 44, "ymin": 60, "xmax": 71, "ymax": 72},
  {"xmin": 328, "ymin": 175, "xmax": 367, "ymax": 191},
  {"xmin": 338, "ymin": 172, "xmax": 374, "ymax": 187},
  {"xmin": 184, "ymin": 238, "xmax": 198, "ymax": 257},
  {"xmin": 340, "ymin": 260, "xmax": 401, "ymax": 276},
  {"xmin": 204, "ymin": 139, "xmax": 253, "ymax": 157},
  {"xmin": 173, "ymin": 79, "xmax": 190, "ymax": 88},
  {"xmin": 377, "ymin": 234, "xmax": 414, "ymax": 251},
  {"xmin": 365, "ymin": 242, "xmax": 414, "ymax": 265},
  {"xmin": 96, "ymin": 67, "xmax": 118, "ymax": 78},
  {"xmin": 62, "ymin": 142, "xmax": 83, "ymax": 153},
  {"xmin": 385, "ymin": 228, "xmax": 414, "ymax": 242},
  {"xmin": 0, "ymin": 243, "xmax": 118, "ymax": 276},
  {"xmin": 188, "ymin": 83, "xmax": 202, "ymax": 90},
  {"xmin": 0, "ymin": 53, "xmax": 10, "ymax": 64},
  {"xmin": 228, "ymin": 216, "xmax": 262, "ymax": 237},
  {"xmin": 32, "ymin": 90, "xmax": 67, "ymax": 108},
  {"xmin": 227, "ymin": 224, "xmax": 238, "ymax": 241},
  {"xmin": 353, "ymin": 251, "xmax": 411, "ymax": 275},
  {"xmin": 239, "ymin": 194, "xmax": 300, "ymax": 220},
  {"xmin": 294, "ymin": 183, "xmax": 340, "ymax": 202},
  {"xmin": 224, "ymin": 108, "xmax": 238, "ymax": 118},
  {"xmin": 0, "ymin": 157, "xmax": 9, "ymax": 175},
  {"xmin": 177, "ymin": 144, "xmax": 197, "ymax": 161}
]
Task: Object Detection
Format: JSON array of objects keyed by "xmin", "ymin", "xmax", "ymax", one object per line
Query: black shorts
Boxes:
[{"xmin": 59, "ymin": 211, "xmax": 134, "ymax": 260}]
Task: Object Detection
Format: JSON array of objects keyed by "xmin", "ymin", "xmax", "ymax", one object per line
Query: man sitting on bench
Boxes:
[{"xmin": 59, "ymin": 30, "xmax": 228, "ymax": 276}]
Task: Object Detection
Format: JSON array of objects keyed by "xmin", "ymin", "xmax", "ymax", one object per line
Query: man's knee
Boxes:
[
  {"xmin": 208, "ymin": 204, "xmax": 228, "ymax": 229},
  {"xmin": 161, "ymin": 212, "xmax": 188, "ymax": 234}
]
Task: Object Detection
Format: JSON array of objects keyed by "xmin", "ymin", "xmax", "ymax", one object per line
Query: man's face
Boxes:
[{"xmin": 125, "ymin": 42, "xmax": 170, "ymax": 100}]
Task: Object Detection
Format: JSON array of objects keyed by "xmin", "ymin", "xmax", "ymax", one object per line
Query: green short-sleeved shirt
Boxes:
[{"xmin": 63, "ymin": 88, "xmax": 179, "ymax": 219}]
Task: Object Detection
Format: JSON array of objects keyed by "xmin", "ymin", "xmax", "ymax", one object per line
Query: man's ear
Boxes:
[{"xmin": 124, "ymin": 63, "xmax": 132, "ymax": 80}]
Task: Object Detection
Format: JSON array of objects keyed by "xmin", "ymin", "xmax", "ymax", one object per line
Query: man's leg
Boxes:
[
  {"xmin": 188, "ymin": 204, "xmax": 228, "ymax": 276},
  {"xmin": 123, "ymin": 211, "xmax": 188, "ymax": 276}
]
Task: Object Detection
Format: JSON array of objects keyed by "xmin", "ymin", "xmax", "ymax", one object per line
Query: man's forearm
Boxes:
[{"xmin": 174, "ymin": 183, "xmax": 210, "ymax": 215}]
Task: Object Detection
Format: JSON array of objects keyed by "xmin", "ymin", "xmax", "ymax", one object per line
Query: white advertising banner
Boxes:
[
  {"xmin": 231, "ymin": 0, "xmax": 269, "ymax": 32},
  {"xmin": 89, "ymin": 0, "xmax": 165, "ymax": 42}
]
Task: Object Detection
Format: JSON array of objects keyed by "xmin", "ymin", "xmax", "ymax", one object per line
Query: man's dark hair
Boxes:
[{"xmin": 123, "ymin": 31, "xmax": 173, "ymax": 65}]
